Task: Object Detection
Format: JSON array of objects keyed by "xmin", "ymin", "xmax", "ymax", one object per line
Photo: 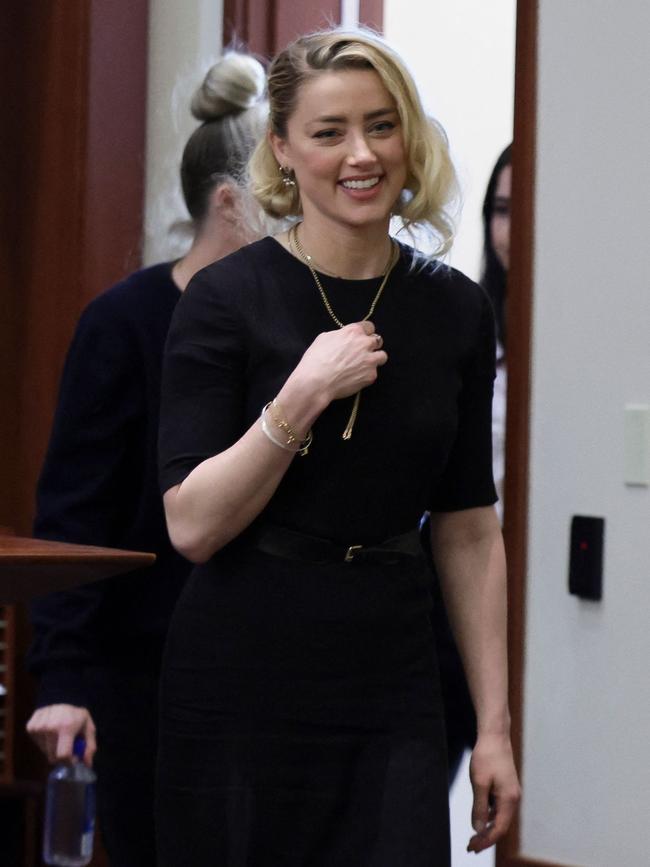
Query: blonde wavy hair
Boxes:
[{"xmin": 248, "ymin": 28, "xmax": 458, "ymax": 257}]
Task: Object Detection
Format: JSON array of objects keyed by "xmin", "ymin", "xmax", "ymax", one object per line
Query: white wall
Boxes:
[
  {"xmin": 143, "ymin": 0, "xmax": 224, "ymax": 265},
  {"xmin": 384, "ymin": 0, "xmax": 516, "ymax": 279},
  {"xmin": 522, "ymin": 1, "xmax": 650, "ymax": 864}
]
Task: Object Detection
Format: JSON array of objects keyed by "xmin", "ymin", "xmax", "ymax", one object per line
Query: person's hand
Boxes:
[
  {"xmin": 296, "ymin": 320, "xmax": 387, "ymax": 403},
  {"xmin": 26, "ymin": 704, "xmax": 96, "ymax": 767},
  {"xmin": 467, "ymin": 732, "xmax": 521, "ymax": 853}
]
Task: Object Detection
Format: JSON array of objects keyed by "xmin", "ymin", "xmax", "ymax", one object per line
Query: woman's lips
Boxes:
[
  {"xmin": 338, "ymin": 176, "xmax": 384, "ymax": 199},
  {"xmin": 339, "ymin": 176, "xmax": 381, "ymax": 190}
]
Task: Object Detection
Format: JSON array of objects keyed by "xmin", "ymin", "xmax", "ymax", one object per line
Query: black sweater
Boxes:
[{"xmin": 28, "ymin": 263, "xmax": 191, "ymax": 708}]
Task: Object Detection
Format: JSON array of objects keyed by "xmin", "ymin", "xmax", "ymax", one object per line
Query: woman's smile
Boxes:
[{"xmin": 339, "ymin": 174, "xmax": 384, "ymax": 197}]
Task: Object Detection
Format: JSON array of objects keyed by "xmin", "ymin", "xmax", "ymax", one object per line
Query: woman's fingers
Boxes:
[
  {"xmin": 467, "ymin": 790, "xmax": 519, "ymax": 853},
  {"xmin": 347, "ymin": 321, "xmax": 385, "ymax": 356},
  {"xmin": 26, "ymin": 704, "xmax": 96, "ymax": 766},
  {"xmin": 470, "ymin": 776, "xmax": 491, "ymax": 836},
  {"xmin": 357, "ymin": 320, "xmax": 375, "ymax": 336},
  {"xmin": 82, "ymin": 717, "xmax": 97, "ymax": 766},
  {"xmin": 467, "ymin": 735, "xmax": 521, "ymax": 853}
]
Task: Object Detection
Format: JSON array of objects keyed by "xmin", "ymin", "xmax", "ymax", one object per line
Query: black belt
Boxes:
[{"xmin": 248, "ymin": 524, "xmax": 423, "ymax": 565}]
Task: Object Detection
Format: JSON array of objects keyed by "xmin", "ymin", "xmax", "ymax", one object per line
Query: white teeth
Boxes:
[{"xmin": 341, "ymin": 177, "xmax": 380, "ymax": 190}]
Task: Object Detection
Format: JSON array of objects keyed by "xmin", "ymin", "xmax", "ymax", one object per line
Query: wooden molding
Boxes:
[
  {"xmin": 223, "ymin": 0, "xmax": 274, "ymax": 57},
  {"xmin": 1, "ymin": 0, "xmax": 148, "ymax": 539},
  {"xmin": 359, "ymin": 0, "xmax": 384, "ymax": 32},
  {"xmin": 496, "ymin": 0, "xmax": 539, "ymax": 865},
  {"xmin": 223, "ymin": 0, "xmax": 341, "ymax": 57}
]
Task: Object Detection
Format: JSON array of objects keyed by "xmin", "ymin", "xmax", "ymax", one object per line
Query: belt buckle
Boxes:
[{"xmin": 344, "ymin": 544, "xmax": 363, "ymax": 562}]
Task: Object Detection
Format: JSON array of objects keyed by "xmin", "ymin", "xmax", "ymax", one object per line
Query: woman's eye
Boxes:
[
  {"xmin": 370, "ymin": 121, "xmax": 396, "ymax": 134},
  {"xmin": 313, "ymin": 129, "xmax": 340, "ymax": 140}
]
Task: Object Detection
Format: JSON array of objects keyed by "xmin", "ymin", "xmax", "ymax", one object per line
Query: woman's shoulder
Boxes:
[
  {"xmin": 83, "ymin": 262, "xmax": 178, "ymax": 324},
  {"xmin": 183, "ymin": 236, "xmax": 290, "ymax": 310},
  {"xmin": 69, "ymin": 263, "xmax": 177, "ymax": 347},
  {"xmin": 398, "ymin": 243, "xmax": 488, "ymax": 309},
  {"xmin": 195, "ymin": 236, "xmax": 286, "ymax": 284}
]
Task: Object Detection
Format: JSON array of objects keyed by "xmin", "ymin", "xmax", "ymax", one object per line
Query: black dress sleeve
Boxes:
[
  {"xmin": 28, "ymin": 297, "xmax": 141, "ymax": 708},
  {"xmin": 429, "ymin": 289, "xmax": 498, "ymax": 512},
  {"xmin": 158, "ymin": 266, "xmax": 247, "ymax": 493}
]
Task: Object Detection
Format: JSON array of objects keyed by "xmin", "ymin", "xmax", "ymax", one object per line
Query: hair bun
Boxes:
[{"xmin": 191, "ymin": 52, "xmax": 266, "ymax": 121}]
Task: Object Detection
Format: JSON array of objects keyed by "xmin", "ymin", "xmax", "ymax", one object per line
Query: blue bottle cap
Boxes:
[{"xmin": 73, "ymin": 735, "xmax": 86, "ymax": 760}]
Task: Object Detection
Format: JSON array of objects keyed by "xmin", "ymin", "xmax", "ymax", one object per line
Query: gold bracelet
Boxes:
[
  {"xmin": 261, "ymin": 412, "xmax": 298, "ymax": 452},
  {"xmin": 261, "ymin": 403, "xmax": 312, "ymax": 456},
  {"xmin": 269, "ymin": 398, "xmax": 302, "ymax": 445}
]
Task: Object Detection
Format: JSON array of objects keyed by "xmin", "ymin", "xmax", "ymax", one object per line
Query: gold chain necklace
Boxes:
[{"xmin": 289, "ymin": 223, "xmax": 399, "ymax": 440}]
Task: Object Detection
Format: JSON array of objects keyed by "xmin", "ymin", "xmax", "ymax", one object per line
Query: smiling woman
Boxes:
[
  {"xmin": 269, "ymin": 69, "xmax": 408, "ymax": 246},
  {"xmin": 249, "ymin": 30, "xmax": 457, "ymax": 263},
  {"xmin": 155, "ymin": 27, "xmax": 520, "ymax": 867}
]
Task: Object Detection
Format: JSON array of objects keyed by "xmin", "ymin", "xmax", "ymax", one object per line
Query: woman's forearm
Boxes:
[
  {"xmin": 163, "ymin": 376, "xmax": 329, "ymax": 563},
  {"xmin": 429, "ymin": 506, "xmax": 510, "ymax": 735}
]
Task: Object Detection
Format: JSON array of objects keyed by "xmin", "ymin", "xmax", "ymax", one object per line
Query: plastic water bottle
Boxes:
[{"xmin": 43, "ymin": 736, "xmax": 96, "ymax": 866}]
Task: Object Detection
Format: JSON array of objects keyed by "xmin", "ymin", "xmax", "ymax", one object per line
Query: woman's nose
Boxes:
[{"xmin": 346, "ymin": 133, "xmax": 375, "ymax": 165}]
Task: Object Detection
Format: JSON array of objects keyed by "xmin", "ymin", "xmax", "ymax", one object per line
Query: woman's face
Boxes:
[
  {"xmin": 270, "ymin": 68, "xmax": 408, "ymax": 233},
  {"xmin": 490, "ymin": 163, "xmax": 512, "ymax": 270}
]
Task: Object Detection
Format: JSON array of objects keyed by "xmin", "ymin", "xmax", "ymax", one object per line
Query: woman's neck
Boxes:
[
  {"xmin": 294, "ymin": 218, "xmax": 393, "ymax": 280},
  {"xmin": 172, "ymin": 220, "xmax": 251, "ymax": 292}
]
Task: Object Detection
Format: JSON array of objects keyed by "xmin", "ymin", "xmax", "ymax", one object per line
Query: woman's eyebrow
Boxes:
[
  {"xmin": 309, "ymin": 107, "xmax": 397, "ymax": 124},
  {"xmin": 364, "ymin": 107, "xmax": 397, "ymax": 120}
]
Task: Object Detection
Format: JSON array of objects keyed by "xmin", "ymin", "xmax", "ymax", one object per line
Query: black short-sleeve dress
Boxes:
[{"xmin": 156, "ymin": 237, "xmax": 496, "ymax": 867}]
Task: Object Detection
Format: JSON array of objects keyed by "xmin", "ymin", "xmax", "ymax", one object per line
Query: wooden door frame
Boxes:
[
  {"xmin": 222, "ymin": 0, "xmax": 384, "ymax": 58},
  {"xmin": 497, "ymin": 1, "xmax": 545, "ymax": 865}
]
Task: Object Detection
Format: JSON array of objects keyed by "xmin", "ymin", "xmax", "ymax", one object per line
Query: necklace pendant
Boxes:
[{"xmin": 342, "ymin": 392, "xmax": 361, "ymax": 441}]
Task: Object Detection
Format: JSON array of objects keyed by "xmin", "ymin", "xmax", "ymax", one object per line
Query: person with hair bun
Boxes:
[
  {"xmin": 157, "ymin": 28, "xmax": 520, "ymax": 865},
  {"xmin": 25, "ymin": 51, "xmax": 268, "ymax": 867}
]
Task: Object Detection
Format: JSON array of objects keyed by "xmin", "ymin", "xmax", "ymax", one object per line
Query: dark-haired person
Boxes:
[
  {"xmin": 481, "ymin": 144, "xmax": 512, "ymax": 511},
  {"xmin": 25, "ymin": 52, "xmax": 269, "ymax": 867},
  {"xmin": 155, "ymin": 29, "xmax": 520, "ymax": 866},
  {"xmin": 481, "ymin": 144, "xmax": 511, "ymax": 350}
]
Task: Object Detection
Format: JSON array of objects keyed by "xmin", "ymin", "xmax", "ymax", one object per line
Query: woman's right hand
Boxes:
[
  {"xmin": 26, "ymin": 704, "xmax": 97, "ymax": 766},
  {"xmin": 291, "ymin": 320, "xmax": 387, "ymax": 403}
]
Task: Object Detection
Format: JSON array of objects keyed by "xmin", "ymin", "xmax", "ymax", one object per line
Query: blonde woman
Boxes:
[{"xmin": 157, "ymin": 28, "xmax": 520, "ymax": 866}]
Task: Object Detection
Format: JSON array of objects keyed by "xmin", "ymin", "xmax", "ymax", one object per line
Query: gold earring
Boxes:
[{"xmin": 280, "ymin": 166, "xmax": 296, "ymax": 188}]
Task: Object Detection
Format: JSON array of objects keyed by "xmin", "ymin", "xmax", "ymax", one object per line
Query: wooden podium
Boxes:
[
  {"xmin": 0, "ymin": 535, "xmax": 156, "ymax": 605},
  {"xmin": 0, "ymin": 533, "xmax": 155, "ymax": 866}
]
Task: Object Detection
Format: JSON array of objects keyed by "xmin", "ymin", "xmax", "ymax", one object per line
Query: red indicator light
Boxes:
[{"xmin": 579, "ymin": 541, "xmax": 589, "ymax": 551}]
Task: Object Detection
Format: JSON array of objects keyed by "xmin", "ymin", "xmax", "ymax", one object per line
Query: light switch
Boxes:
[{"xmin": 624, "ymin": 404, "xmax": 649, "ymax": 486}]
